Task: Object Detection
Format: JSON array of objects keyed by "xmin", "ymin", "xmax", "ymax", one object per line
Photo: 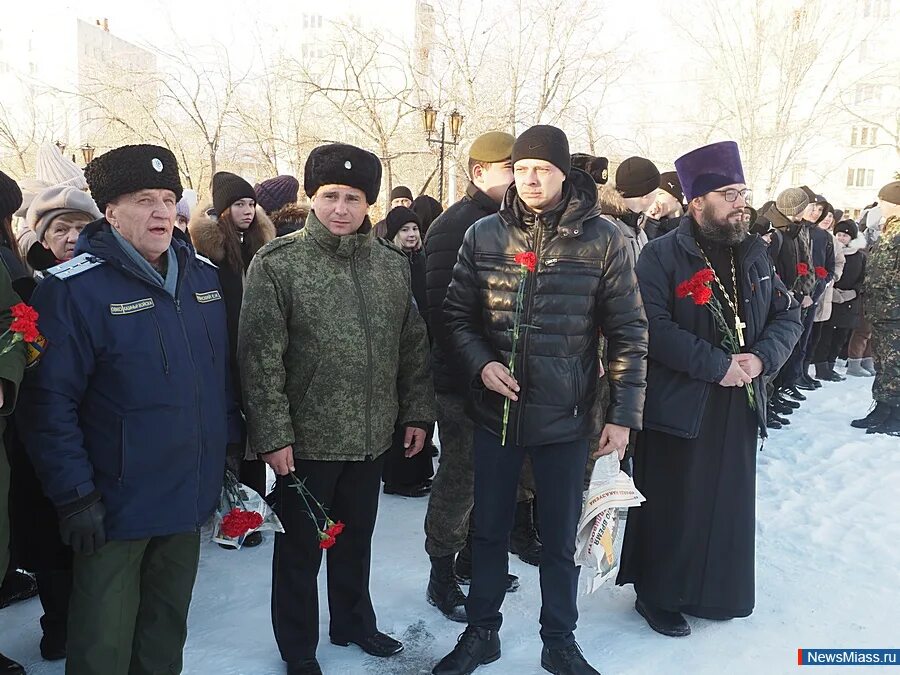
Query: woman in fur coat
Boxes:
[{"xmin": 189, "ymin": 172, "xmax": 275, "ymax": 546}]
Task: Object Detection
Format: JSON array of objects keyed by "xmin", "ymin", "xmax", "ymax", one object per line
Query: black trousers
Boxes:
[
  {"xmin": 813, "ymin": 322, "xmax": 851, "ymax": 365},
  {"xmin": 466, "ymin": 427, "xmax": 588, "ymax": 648},
  {"xmin": 271, "ymin": 454, "xmax": 385, "ymax": 662}
]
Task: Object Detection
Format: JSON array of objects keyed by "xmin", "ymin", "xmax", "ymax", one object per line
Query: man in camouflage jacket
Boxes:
[
  {"xmin": 238, "ymin": 143, "xmax": 435, "ymax": 675},
  {"xmin": 853, "ymin": 181, "xmax": 900, "ymax": 435}
]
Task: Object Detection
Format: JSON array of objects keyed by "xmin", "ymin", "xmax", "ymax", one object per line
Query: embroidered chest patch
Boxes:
[
  {"xmin": 109, "ymin": 298, "xmax": 155, "ymax": 315},
  {"xmin": 194, "ymin": 290, "xmax": 222, "ymax": 303}
]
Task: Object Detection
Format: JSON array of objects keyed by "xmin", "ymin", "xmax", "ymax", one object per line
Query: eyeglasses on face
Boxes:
[{"xmin": 711, "ymin": 188, "xmax": 752, "ymax": 204}]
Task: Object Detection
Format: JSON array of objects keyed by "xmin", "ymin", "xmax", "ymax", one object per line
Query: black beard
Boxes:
[{"xmin": 697, "ymin": 202, "xmax": 748, "ymax": 245}]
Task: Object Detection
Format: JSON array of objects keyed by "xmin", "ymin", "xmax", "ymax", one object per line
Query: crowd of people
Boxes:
[{"xmin": 0, "ymin": 126, "xmax": 896, "ymax": 675}]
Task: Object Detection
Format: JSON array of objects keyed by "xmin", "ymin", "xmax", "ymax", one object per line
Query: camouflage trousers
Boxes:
[
  {"xmin": 424, "ymin": 392, "xmax": 534, "ymax": 559},
  {"xmin": 872, "ymin": 321, "xmax": 900, "ymax": 406}
]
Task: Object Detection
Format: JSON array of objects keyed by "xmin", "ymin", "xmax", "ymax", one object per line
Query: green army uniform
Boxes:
[
  {"xmin": 865, "ymin": 215, "xmax": 900, "ymax": 412},
  {"xmin": 238, "ymin": 209, "xmax": 434, "ymax": 664}
]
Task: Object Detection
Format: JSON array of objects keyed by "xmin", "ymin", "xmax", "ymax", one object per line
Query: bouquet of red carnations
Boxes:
[{"xmin": 212, "ymin": 468, "xmax": 284, "ymax": 548}]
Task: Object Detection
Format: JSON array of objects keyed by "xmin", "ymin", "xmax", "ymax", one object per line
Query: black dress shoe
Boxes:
[
  {"xmin": 774, "ymin": 394, "xmax": 800, "ymax": 409},
  {"xmin": 635, "ymin": 598, "xmax": 691, "ymax": 637},
  {"xmin": 783, "ymin": 386, "xmax": 806, "ymax": 401},
  {"xmin": 287, "ymin": 657, "xmax": 322, "ymax": 675},
  {"xmin": 0, "ymin": 570, "xmax": 38, "ymax": 609},
  {"xmin": 541, "ymin": 643, "xmax": 601, "ymax": 674},
  {"xmin": 432, "ymin": 626, "xmax": 500, "ymax": 675},
  {"xmin": 0, "ymin": 652, "xmax": 24, "ymax": 675},
  {"xmin": 384, "ymin": 482, "xmax": 431, "ymax": 498},
  {"xmin": 795, "ymin": 380, "xmax": 817, "ymax": 391},
  {"xmin": 331, "ymin": 631, "xmax": 403, "ymax": 657}
]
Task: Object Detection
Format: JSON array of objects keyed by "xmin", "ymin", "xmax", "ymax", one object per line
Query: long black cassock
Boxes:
[{"xmin": 617, "ymin": 217, "xmax": 802, "ymax": 618}]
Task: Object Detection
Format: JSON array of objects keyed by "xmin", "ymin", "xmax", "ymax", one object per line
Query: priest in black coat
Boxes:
[{"xmin": 617, "ymin": 141, "xmax": 802, "ymax": 637}]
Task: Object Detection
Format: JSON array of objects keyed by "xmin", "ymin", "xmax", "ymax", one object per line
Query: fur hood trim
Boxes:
[
  {"xmin": 597, "ymin": 182, "xmax": 627, "ymax": 217},
  {"xmin": 188, "ymin": 203, "xmax": 275, "ymax": 264}
]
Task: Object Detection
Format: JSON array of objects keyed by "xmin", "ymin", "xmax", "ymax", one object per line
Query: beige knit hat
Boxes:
[
  {"xmin": 35, "ymin": 142, "xmax": 89, "ymax": 190},
  {"xmin": 26, "ymin": 185, "xmax": 102, "ymax": 242},
  {"xmin": 775, "ymin": 187, "xmax": 810, "ymax": 218},
  {"xmin": 14, "ymin": 178, "xmax": 52, "ymax": 218}
]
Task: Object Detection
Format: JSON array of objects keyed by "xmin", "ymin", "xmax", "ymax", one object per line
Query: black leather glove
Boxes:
[{"xmin": 59, "ymin": 500, "xmax": 107, "ymax": 555}]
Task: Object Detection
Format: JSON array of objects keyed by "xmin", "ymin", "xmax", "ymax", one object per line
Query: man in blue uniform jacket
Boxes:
[{"xmin": 18, "ymin": 144, "xmax": 240, "ymax": 675}]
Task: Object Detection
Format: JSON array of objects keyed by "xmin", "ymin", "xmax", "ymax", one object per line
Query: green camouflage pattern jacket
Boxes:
[
  {"xmin": 865, "ymin": 216, "xmax": 900, "ymax": 323},
  {"xmin": 237, "ymin": 211, "xmax": 435, "ymax": 462}
]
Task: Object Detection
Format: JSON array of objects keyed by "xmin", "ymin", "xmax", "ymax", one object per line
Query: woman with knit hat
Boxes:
[
  {"xmin": 24, "ymin": 185, "xmax": 102, "ymax": 275},
  {"xmin": 381, "ymin": 206, "xmax": 434, "ymax": 497},
  {"xmin": 190, "ymin": 171, "xmax": 275, "ymax": 547}
]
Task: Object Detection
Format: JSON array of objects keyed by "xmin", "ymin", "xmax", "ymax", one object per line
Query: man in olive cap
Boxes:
[
  {"xmin": 851, "ymin": 180, "xmax": 900, "ymax": 435},
  {"xmin": 239, "ymin": 143, "xmax": 434, "ymax": 675},
  {"xmin": 19, "ymin": 144, "xmax": 240, "ymax": 675},
  {"xmin": 422, "ymin": 131, "xmax": 523, "ymax": 624}
]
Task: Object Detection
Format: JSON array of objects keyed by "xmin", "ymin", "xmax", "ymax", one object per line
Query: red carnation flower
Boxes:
[
  {"xmin": 815, "ymin": 266, "xmax": 827, "ymax": 279},
  {"xmin": 694, "ymin": 269, "xmax": 715, "ymax": 284},
  {"xmin": 514, "ymin": 251, "xmax": 538, "ymax": 273},
  {"xmin": 676, "ymin": 280, "xmax": 694, "ymax": 299},
  {"xmin": 220, "ymin": 508, "xmax": 263, "ymax": 539},
  {"xmin": 319, "ymin": 533, "xmax": 337, "ymax": 549},
  {"xmin": 692, "ymin": 286, "xmax": 714, "ymax": 305},
  {"xmin": 796, "ymin": 262, "xmax": 810, "ymax": 276},
  {"xmin": 326, "ymin": 520, "xmax": 345, "ymax": 537}
]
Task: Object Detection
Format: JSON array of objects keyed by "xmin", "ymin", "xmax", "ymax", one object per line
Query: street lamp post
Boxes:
[
  {"xmin": 422, "ymin": 105, "xmax": 464, "ymax": 205},
  {"xmin": 80, "ymin": 144, "xmax": 95, "ymax": 166}
]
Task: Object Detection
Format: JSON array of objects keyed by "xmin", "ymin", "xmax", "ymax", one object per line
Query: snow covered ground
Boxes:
[{"xmin": 2, "ymin": 372, "xmax": 898, "ymax": 674}]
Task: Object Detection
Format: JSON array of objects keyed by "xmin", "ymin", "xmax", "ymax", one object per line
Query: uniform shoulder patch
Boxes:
[
  {"xmin": 376, "ymin": 237, "xmax": 406, "ymax": 258},
  {"xmin": 255, "ymin": 235, "xmax": 296, "ymax": 258},
  {"xmin": 46, "ymin": 253, "xmax": 104, "ymax": 280},
  {"xmin": 194, "ymin": 252, "xmax": 218, "ymax": 268}
]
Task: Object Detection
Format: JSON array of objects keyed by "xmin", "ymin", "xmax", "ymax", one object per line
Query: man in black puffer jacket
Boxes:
[{"xmin": 433, "ymin": 125, "xmax": 648, "ymax": 675}]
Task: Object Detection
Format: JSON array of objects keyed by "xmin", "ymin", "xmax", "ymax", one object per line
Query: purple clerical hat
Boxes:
[{"xmin": 674, "ymin": 141, "xmax": 745, "ymax": 202}]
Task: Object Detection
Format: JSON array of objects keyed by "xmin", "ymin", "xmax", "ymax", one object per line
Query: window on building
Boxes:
[
  {"xmin": 850, "ymin": 125, "xmax": 880, "ymax": 146},
  {"xmin": 28, "ymin": 62, "xmax": 36, "ymax": 74},
  {"xmin": 318, "ymin": 15, "xmax": 323, "ymax": 28},
  {"xmin": 847, "ymin": 167, "xmax": 876, "ymax": 187},
  {"xmin": 303, "ymin": 14, "xmax": 309, "ymax": 29},
  {"xmin": 791, "ymin": 164, "xmax": 806, "ymax": 186}
]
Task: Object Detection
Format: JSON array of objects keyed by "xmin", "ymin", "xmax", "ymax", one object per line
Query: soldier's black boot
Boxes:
[
  {"xmin": 541, "ymin": 642, "xmax": 601, "ymax": 675},
  {"xmin": 509, "ymin": 500, "xmax": 542, "ymax": 566},
  {"xmin": 867, "ymin": 405, "xmax": 900, "ymax": 436},
  {"xmin": 851, "ymin": 402, "xmax": 891, "ymax": 429},
  {"xmin": 432, "ymin": 627, "xmax": 500, "ymax": 675},
  {"xmin": 428, "ymin": 556, "xmax": 468, "ymax": 623}
]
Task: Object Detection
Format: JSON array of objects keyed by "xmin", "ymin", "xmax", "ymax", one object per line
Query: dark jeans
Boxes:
[
  {"xmin": 66, "ymin": 531, "xmax": 201, "ymax": 675},
  {"xmin": 813, "ymin": 322, "xmax": 851, "ymax": 365},
  {"xmin": 782, "ymin": 306, "xmax": 815, "ymax": 383},
  {"xmin": 466, "ymin": 428, "xmax": 588, "ymax": 648},
  {"xmin": 271, "ymin": 455, "xmax": 385, "ymax": 662}
]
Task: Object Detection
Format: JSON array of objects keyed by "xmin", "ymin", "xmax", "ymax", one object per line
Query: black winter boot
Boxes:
[
  {"xmin": 766, "ymin": 407, "xmax": 783, "ymax": 429},
  {"xmin": 432, "ymin": 626, "xmax": 501, "ymax": 675},
  {"xmin": 635, "ymin": 597, "xmax": 691, "ymax": 637},
  {"xmin": 867, "ymin": 406, "xmax": 900, "ymax": 436},
  {"xmin": 456, "ymin": 541, "xmax": 519, "ymax": 592},
  {"xmin": 851, "ymin": 403, "xmax": 891, "ymax": 429},
  {"xmin": 0, "ymin": 652, "xmax": 25, "ymax": 675},
  {"xmin": 828, "ymin": 362, "xmax": 846, "ymax": 381},
  {"xmin": 509, "ymin": 500, "xmax": 542, "ymax": 566},
  {"xmin": 0, "ymin": 570, "xmax": 37, "ymax": 609},
  {"xmin": 541, "ymin": 643, "xmax": 601, "ymax": 674},
  {"xmin": 428, "ymin": 556, "xmax": 468, "ymax": 623}
]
